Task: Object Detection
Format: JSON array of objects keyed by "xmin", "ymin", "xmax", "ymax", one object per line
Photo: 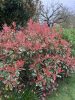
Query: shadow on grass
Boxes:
[{"xmin": 47, "ymin": 73, "xmax": 75, "ymax": 100}]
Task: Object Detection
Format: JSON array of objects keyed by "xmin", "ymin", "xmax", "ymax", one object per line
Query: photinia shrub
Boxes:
[{"xmin": 0, "ymin": 19, "xmax": 75, "ymax": 97}]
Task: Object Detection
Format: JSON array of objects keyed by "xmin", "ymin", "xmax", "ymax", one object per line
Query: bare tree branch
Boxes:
[{"xmin": 39, "ymin": 1, "xmax": 70, "ymax": 27}]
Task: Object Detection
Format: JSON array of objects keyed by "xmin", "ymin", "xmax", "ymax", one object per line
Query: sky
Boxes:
[{"xmin": 41, "ymin": 0, "xmax": 75, "ymax": 12}]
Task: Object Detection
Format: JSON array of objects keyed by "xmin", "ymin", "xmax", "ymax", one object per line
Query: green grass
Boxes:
[
  {"xmin": 62, "ymin": 28, "xmax": 75, "ymax": 56},
  {"xmin": 47, "ymin": 74, "xmax": 75, "ymax": 100}
]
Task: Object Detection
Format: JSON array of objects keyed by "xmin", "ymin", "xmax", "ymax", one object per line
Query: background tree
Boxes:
[
  {"xmin": 0, "ymin": 0, "xmax": 40, "ymax": 29},
  {"xmin": 39, "ymin": 1, "xmax": 71, "ymax": 27},
  {"xmin": 32, "ymin": 0, "xmax": 42, "ymax": 21},
  {"xmin": 63, "ymin": 14, "xmax": 75, "ymax": 28}
]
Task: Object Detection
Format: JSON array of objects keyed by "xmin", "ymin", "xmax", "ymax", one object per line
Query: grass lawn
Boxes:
[
  {"xmin": 47, "ymin": 73, "xmax": 75, "ymax": 100},
  {"xmin": 62, "ymin": 28, "xmax": 75, "ymax": 56}
]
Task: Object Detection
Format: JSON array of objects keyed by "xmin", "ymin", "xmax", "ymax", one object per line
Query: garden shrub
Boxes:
[{"xmin": 0, "ymin": 20, "xmax": 75, "ymax": 98}]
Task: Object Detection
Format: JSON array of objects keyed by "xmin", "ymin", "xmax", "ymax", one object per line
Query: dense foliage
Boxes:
[
  {"xmin": 0, "ymin": 0, "xmax": 36, "ymax": 29},
  {"xmin": 0, "ymin": 20, "xmax": 75, "ymax": 98}
]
